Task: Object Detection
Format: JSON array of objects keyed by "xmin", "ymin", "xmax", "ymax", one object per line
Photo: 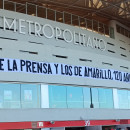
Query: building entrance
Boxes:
[{"xmin": 102, "ymin": 126, "xmax": 116, "ymax": 130}]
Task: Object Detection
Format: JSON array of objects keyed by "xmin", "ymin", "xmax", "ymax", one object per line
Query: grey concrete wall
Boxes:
[
  {"xmin": 0, "ymin": 108, "xmax": 130, "ymax": 122},
  {"xmin": 0, "ymin": 9, "xmax": 130, "ymax": 125},
  {"xmin": 0, "ymin": 10, "xmax": 129, "ymax": 89}
]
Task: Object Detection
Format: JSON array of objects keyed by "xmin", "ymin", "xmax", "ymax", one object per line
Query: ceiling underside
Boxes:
[{"xmin": 3, "ymin": 0, "xmax": 130, "ymax": 28}]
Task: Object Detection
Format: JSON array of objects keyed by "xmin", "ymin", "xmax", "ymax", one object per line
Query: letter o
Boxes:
[
  {"xmin": 63, "ymin": 29, "xmax": 73, "ymax": 43},
  {"xmin": 99, "ymin": 39, "xmax": 106, "ymax": 51},
  {"xmin": 42, "ymin": 24, "xmax": 54, "ymax": 39}
]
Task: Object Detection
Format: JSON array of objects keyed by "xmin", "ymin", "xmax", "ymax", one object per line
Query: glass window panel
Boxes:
[
  {"xmin": 93, "ymin": 20, "xmax": 98, "ymax": 32},
  {"xmin": 110, "ymin": 27, "xmax": 115, "ymax": 39},
  {"xmin": 125, "ymin": 29, "xmax": 129, "ymax": 37},
  {"xmin": 0, "ymin": 0, "xmax": 3, "ymax": 9},
  {"xmin": 104, "ymin": 25, "xmax": 109, "ymax": 37},
  {"xmin": 56, "ymin": 11, "xmax": 63, "ymax": 23},
  {"xmin": 27, "ymin": 3, "xmax": 36, "ymax": 16},
  {"xmin": 67, "ymin": 86, "xmax": 83, "ymax": 108},
  {"xmin": 37, "ymin": 7, "xmax": 46, "ymax": 18},
  {"xmin": 64, "ymin": 12, "xmax": 71, "ymax": 25},
  {"xmin": 118, "ymin": 90, "xmax": 128, "ymax": 109},
  {"xmin": 116, "ymin": 24, "xmax": 120, "ymax": 33},
  {"xmin": 0, "ymin": 83, "xmax": 20, "ymax": 109},
  {"xmin": 72, "ymin": 15, "xmax": 79, "ymax": 27},
  {"xmin": 83, "ymin": 87, "xmax": 91, "ymax": 108},
  {"xmin": 128, "ymin": 91, "xmax": 130, "ymax": 109},
  {"xmin": 21, "ymin": 84, "xmax": 40, "ymax": 108},
  {"xmin": 80, "ymin": 17, "xmax": 86, "ymax": 29},
  {"xmin": 120, "ymin": 27, "xmax": 124, "ymax": 35},
  {"xmin": 16, "ymin": 3, "xmax": 26, "ymax": 14},
  {"xmin": 99, "ymin": 23, "xmax": 104, "ymax": 35},
  {"xmin": 86, "ymin": 19, "xmax": 92, "ymax": 31},
  {"xmin": 98, "ymin": 88, "xmax": 113, "ymax": 108},
  {"xmin": 91, "ymin": 88, "xmax": 99, "ymax": 108},
  {"xmin": 47, "ymin": 9, "xmax": 55, "ymax": 21},
  {"xmin": 4, "ymin": 1, "xmax": 15, "ymax": 11},
  {"xmin": 49, "ymin": 85, "xmax": 67, "ymax": 108}
]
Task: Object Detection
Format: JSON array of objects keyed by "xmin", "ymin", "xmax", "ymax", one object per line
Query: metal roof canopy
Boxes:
[{"xmin": 5, "ymin": 0, "xmax": 130, "ymax": 28}]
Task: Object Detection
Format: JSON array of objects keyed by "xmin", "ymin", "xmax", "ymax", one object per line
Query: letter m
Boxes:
[{"xmin": 4, "ymin": 17, "xmax": 16, "ymax": 32}]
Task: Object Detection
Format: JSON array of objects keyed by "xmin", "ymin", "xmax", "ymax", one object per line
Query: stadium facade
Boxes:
[{"xmin": 0, "ymin": 0, "xmax": 130, "ymax": 130}]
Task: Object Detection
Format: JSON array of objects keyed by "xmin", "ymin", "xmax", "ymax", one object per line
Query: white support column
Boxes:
[
  {"xmin": 3, "ymin": 0, "xmax": 4, "ymax": 9},
  {"xmin": 113, "ymin": 89, "xmax": 119, "ymax": 109},
  {"xmin": 41, "ymin": 85, "xmax": 50, "ymax": 130},
  {"xmin": 41, "ymin": 84, "xmax": 49, "ymax": 108}
]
